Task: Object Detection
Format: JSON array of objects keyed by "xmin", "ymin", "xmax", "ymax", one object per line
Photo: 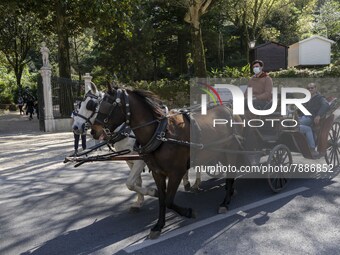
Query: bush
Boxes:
[
  {"xmin": 0, "ymin": 104, "xmax": 8, "ymax": 110},
  {"xmin": 207, "ymin": 64, "xmax": 340, "ymax": 79},
  {"xmin": 208, "ymin": 64, "xmax": 251, "ymax": 78},
  {"xmin": 92, "ymin": 64, "xmax": 340, "ymax": 109},
  {"xmin": 0, "ymin": 104, "xmax": 15, "ymax": 110},
  {"xmin": 270, "ymin": 65, "xmax": 340, "ymax": 78},
  {"xmin": 9, "ymin": 104, "xmax": 17, "ymax": 111}
]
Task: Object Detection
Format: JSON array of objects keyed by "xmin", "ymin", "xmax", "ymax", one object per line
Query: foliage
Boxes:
[
  {"xmin": 70, "ymin": 29, "xmax": 96, "ymax": 81},
  {"xmin": 269, "ymin": 65, "xmax": 340, "ymax": 78},
  {"xmin": 313, "ymin": 0, "xmax": 340, "ymax": 59},
  {"xmin": 295, "ymin": 0, "xmax": 318, "ymax": 39},
  {"xmin": 313, "ymin": 0, "xmax": 340, "ymax": 39},
  {"xmin": 0, "ymin": 70, "xmax": 16, "ymax": 104},
  {"xmin": 219, "ymin": 0, "xmax": 318, "ymax": 62},
  {"xmin": 0, "ymin": 0, "xmax": 339, "ymax": 107},
  {"xmin": 129, "ymin": 78, "xmax": 190, "ymax": 108},
  {"xmin": 0, "ymin": 1, "xmax": 42, "ymax": 89},
  {"xmin": 208, "ymin": 64, "xmax": 251, "ymax": 78},
  {"xmin": 221, "ymin": 0, "xmax": 293, "ymax": 48},
  {"xmin": 91, "ymin": 0, "xmax": 153, "ymax": 82}
]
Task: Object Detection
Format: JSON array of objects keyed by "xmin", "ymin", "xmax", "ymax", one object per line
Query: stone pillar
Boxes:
[
  {"xmin": 40, "ymin": 66, "xmax": 55, "ymax": 132},
  {"xmin": 83, "ymin": 73, "xmax": 93, "ymax": 93}
]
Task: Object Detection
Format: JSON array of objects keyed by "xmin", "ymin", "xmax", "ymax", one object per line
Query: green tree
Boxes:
[
  {"xmin": 0, "ymin": 2, "xmax": 41, "ymax": 90},
  {"xmin": 313, "ymin": 0, "xmax": 340, "ymax": 42},
  {"xmin": 146, "ymin": 1, "xmax": 191, "ymax": 79},
  {"xmin": 70, "ymin": 29, "xmax": 96, "ymax": 83},
  {"xmin": 264, "ymin": 0, "xmax": 317, "ymax": 45},
  {"xmin": 222, "ymin": 0, "xmax": 295, "ymax": 61},
  {"xmin": 162, "ymin": 0, "xmax": 213, "ymax": 77},
  {"xmin": 91, "ymin": 0, "xmax": 155, "ymax": 82},
  {"xmin": 24, "ymin": 0, "xmax": 98, "ymax": 116}
]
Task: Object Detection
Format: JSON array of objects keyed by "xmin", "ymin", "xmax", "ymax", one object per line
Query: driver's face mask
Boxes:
[{"xmin": 253, "ymin": 66, "xmax": 262, "ymax": 74}]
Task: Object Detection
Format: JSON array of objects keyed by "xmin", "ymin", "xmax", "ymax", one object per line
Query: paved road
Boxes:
[
  {"xmin": 0, "ymin": 111, "xmax": 40, "ymax": 133},
  {"xmin": 0, "ymin": 111, "xmax": 339, "ymax": 255}
]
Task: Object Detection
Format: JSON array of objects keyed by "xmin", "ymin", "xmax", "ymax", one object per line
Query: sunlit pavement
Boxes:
[{"xmin": 0, "ymin": 110, "xmax": 339, "ymax": 255}]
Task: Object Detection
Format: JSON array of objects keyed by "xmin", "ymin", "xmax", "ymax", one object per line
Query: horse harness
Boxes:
[
  {"xmin": 95, "ymin": 89, "xmax": 243, "ymax": 155},
  {"xmin": 73, "ymin": 91, "xmax": 101, "ymax": 126}
]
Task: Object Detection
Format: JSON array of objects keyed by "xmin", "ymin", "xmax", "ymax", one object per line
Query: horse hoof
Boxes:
[
  {"xmin": 129, "ymin": 206, "xmax": 140, "ymax": 213},
  {"xmin": 184, "ymin": 183, "xmax": 191, "ymax": 191},
  {"xmin": 218, "ymin": 206, "xmax": 228, "ymax": 214},
  {"xmin": 148, "ymin": 230, "xmax": 161, "ymax": 239}
]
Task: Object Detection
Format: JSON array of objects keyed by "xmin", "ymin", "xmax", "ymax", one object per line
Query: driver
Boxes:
[{"xmin": 245, "ymin": 60, "xmax": 273, "ymax": 110}]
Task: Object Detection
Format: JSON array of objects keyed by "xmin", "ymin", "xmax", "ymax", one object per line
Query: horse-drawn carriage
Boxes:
[
  {"xmin": 217, "ymin": 96, "xmax": 340, "ymax": 192},
  {"xmin": 65, "ymin": 83, "xmax": 339, "ymax": 239}
]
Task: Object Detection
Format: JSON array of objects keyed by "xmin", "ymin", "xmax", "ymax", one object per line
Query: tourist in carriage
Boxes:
[
  {"xmin": 245, "ymin": 59, "xmax": 273, "ymax": 110},
  {"xmin": 299, "ymin": 83, "xmax": 329, "ymax": 158}
]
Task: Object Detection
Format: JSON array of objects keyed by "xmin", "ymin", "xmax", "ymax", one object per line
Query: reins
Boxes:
[
  {"xmin": 73, "ymin": 110, "xmax": 97, "ymax": 126},
  {"xmin": 73, "ymin": 91, "xmax": 102, "ymax": 126}
]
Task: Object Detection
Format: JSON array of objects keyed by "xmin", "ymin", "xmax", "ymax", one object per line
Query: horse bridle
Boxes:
[
  {"xmin": 96, "ymin": 89, "xmax": 173, "ymax": 154},
  {"xmin": 95, "ymin": 89, "xmax": 131, "ymax": 137},
  {"xmin": 73, "ymin": 91, "xmax": 101, "ymax": 126}
]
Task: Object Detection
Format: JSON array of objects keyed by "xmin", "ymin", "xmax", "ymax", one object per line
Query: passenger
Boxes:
[
  {"xmin": 299, "ymin": 83, "xmax": 329, "ymax": 158},
  {"xmin": 245, "ymin": 60, "xmax": 273, "ymax": 110}
]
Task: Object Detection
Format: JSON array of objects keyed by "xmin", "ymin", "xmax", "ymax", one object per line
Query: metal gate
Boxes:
[{"xmin": 51, "ymin": 77, "xmax": 83, "ymax": 118}]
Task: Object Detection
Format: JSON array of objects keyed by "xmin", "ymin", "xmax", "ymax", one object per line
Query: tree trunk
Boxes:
[
  {"xmin": 191, "ymin": 25, "xmax": 207, "ymax": 77},
  {"xmin": 14, "ymin": 65, "xmax": 22, "ymax": 90},
  {"xmin": 73, "ymin": 37, "xmax": 82, "ymax": 98},
  {"xmin": 56, "ymin": 0, "xmax": 73, "ymax": 117},
  {"xmin": 56, "ymin": 1, "xmax": 71, "ymax": 79},
  {"xmin": 184, "ymin": 0, "xmax": 211, "ymax": 78},
  {"xmin": 177, "ymin": 31, "xmax": 188, "ymax": 75}
]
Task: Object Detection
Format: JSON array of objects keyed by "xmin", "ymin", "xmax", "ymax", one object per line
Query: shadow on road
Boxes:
[{"xmin": 18, "ymin": 175, "xmax": 339, "ymax": 255}]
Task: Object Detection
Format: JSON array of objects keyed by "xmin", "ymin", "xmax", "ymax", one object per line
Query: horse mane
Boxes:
[{"xmin": 129, "ymin": 89, "xmax": 165, "ymax": 119}]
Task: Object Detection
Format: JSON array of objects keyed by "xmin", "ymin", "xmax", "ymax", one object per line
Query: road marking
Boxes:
[{"xmin": 124, "ymin": 186, "xmax": 309, "ymax": 253}]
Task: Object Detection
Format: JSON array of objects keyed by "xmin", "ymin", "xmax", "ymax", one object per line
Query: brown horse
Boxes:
[{"xmin": 91, "ymin": 86, "xmax": 243, "ymax": 239}]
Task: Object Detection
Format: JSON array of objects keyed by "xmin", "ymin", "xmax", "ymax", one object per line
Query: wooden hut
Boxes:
[
  {"xmin": 249, "ymin": 42, "xmax": 288, "ymax": 72},
  {"xmin": 288, "ymin": 35, "xmax": 335, "ymax": 67}
]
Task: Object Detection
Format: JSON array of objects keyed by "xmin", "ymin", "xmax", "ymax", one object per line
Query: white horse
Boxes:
[
  {"xmin": 72, "ymin": 82, "xmax": 201, "ymax": 211},
  {"xmin": 72, "ymin": 83, "xmax": 156, "ymax": 211}
]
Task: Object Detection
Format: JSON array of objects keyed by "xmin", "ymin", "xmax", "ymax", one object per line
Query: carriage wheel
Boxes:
[
  {"xmin": 267, "ymin": 144, "xmax": 292, "ymax": 193},
  {"xmin": 325, "ymin": 122, "xmax": 340, "ymax": 168}
]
